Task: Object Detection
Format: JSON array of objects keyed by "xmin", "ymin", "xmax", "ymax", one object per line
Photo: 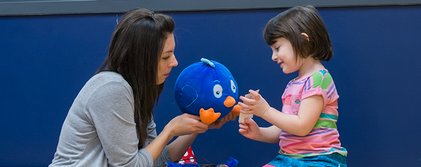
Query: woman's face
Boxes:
[{"xmin": 157, "ymin": 33, "xmax": 178, "ymax": 85}]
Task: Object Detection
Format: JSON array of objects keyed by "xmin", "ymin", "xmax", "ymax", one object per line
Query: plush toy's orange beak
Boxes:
[
  {"xmin": 224, "ymin": 96, "xmax": 236, "ymax": 108},
  {"xmin": 199, "ymin": 108, "xmax": 221, "ymax": 125}
]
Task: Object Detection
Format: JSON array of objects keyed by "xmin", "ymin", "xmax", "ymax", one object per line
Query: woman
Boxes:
[{"xmin": 50, "ymin": 8, "xmax": 231, "ymax": 167}]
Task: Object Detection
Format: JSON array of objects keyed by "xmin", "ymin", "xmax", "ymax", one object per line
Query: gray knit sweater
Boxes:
[{"xmin": 50, "ymin": 71, "xmax": 171, "ymax": 167}]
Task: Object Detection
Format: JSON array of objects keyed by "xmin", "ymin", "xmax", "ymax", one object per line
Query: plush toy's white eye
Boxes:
[
  {"xmin": 213, "ymin": 84, "xmax": 223, "ymax": 98},
  {"xmin": 230, "ymin": 80, "xmax": 236, "ymax": 93}
]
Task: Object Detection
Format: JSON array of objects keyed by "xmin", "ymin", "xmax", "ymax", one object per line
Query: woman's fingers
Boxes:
[
  {"xmin": 171, "ymin": 114, "xmax": 209, "ymax": 136},
  {"xmin": 183, "ymin": 113, "xmax": 201, "ymax": 120},
  {"xmin": 194, "ymin": 126, "xmax": 208, "ymax": 134},
  {"xmin": 192, "ymin": 119, "xmax": 208, "ymax": 129}
]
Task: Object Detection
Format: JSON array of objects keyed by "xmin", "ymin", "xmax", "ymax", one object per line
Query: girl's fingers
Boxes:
[
  {"xmin": 239, "ymin": 123, "xmax": 249, "ymax": 129},
  {"xmin": 244, "ymin": 117, "xmax": 250, "ymax": 123},
  {"xmin": 239, "ymin": 128, "xmax": 250, "ymax": 136},
  {"xmin": 240, "ymin": 95, "xmax": 256, "ymax": 104},
  {"xmin": 240, "ymin": 109, "xmax": 252, "ymax": 114},
  {"xmin": 238, "ymin": 102, "xmax": 249, "ymax": 111},
  {"xmin": 249, "ymin": 90, "xmax": 261, "ymax": 101},
  {"xmin": 239, "ymin": 96, "xmax": 249, "ymax": 103},
  {"xmin": 239, "ymin": 102, "xmax": 256, "ymax": 112},
  {"xmin": 243, "ymin": 118, "xmax": 255, "ymax": 126}
]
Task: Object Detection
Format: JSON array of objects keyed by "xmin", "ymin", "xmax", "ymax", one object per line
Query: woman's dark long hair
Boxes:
[{"xmin": 97, "ymin": 8, "xmax": 174, "ymax": 148}]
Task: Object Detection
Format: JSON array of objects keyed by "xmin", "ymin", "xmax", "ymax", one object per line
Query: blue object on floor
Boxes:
[{"xmin": 166, "ymin": 157, "xmax": 238, "ymax": 167}]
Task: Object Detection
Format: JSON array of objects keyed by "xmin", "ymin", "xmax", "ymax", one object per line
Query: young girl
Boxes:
[{"xmin": 238, "ymin": 6, "xmax": 347, "ymax": 167}]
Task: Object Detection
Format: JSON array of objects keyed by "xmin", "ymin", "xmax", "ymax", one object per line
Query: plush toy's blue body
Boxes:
[{"xmin": 174, "ymin": 58, "xmax": 240, "ymax": 124}]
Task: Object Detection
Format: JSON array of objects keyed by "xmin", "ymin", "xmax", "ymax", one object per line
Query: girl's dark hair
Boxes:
[
  {"xmin": 97, "ymin": 8, "xmax": 174, "ymax": 148},
  {"xmin": 264, "ymin": 5, "xmax": 332, "ymax": 61}
]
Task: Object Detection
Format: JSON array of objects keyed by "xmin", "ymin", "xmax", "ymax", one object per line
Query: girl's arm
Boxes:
[
  {"xmin": 257, "ymin": 125, "xmax": 282, "ymax": 143},
  {"xmin": 239, "ymin": 118, "xmax": 281, "ymax": 143},
  {"xmin": 240, "ymin": 90, "xmax": 323, "ymax": 136},
  {"xmin": 262, "ymin": 96, "xmax": 323, "ymax": 136}
]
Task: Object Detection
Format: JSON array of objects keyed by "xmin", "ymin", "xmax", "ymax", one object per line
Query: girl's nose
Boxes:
[{"xmin": 271, "ymin": 52, "xmax": 277, "ymax": 61}]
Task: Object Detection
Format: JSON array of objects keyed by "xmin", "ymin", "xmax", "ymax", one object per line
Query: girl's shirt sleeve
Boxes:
[{"xmin": 301, "ymin": 70, "xmax": 338, "ymax": 104}]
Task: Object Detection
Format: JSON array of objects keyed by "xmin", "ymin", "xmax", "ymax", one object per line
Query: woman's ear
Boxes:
[{"xmin": 301, "ymin": 33, "xmax": 310, "ymax": 42}]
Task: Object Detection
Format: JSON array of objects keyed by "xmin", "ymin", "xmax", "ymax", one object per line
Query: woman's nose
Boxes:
[{"xmin": 171, "ymin": 55, "xmax": 178, "ymax": 67}]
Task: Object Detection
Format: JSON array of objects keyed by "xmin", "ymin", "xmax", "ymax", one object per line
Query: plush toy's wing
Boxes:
[{"xmin": 174, "ymin": 84, "xmax": 198, "ymax": 115}]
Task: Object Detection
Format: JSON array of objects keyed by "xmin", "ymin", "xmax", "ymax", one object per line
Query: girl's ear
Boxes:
[{"xmin": 301, "ymin": 33, "xmax": 310, "ymax": 42}]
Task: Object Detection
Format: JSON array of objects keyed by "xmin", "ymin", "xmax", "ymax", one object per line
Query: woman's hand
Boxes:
[
  {"xmin": 164, "ymin": 113, "xmax": 208, "ymax": 138},
  {"xmin": 239, "ymin": 89, "xmax": 271, "ymax": 118},
  {"xmin": 209, "ymin": 112, "xmax": 237, "ymax": 129},
  {"xmin": 238, "ymin": 118, "xmax": 261, "ymax": 140}
]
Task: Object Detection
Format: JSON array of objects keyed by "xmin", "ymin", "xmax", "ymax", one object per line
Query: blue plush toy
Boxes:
[{"xmin": 174, "ymin": 58, "xmax": 241, "ymax": 124}]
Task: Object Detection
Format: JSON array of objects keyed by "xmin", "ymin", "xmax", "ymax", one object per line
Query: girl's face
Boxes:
[
  {"xmin": 270, "ymin": 37, "xmax": 301, "ymax": 74},
  {"xmin": 157, "ymin": 33, "xmax": 178, "ymax": 85}
]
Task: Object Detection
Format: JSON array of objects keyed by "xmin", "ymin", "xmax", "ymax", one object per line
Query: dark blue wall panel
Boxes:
[
  {"xmin": 1, "ymin": 6, "xmax": 421, "ymax": 166},
  {"xmin": 0, "ymin": 14, "xmax": 116, "ymax": 166}
]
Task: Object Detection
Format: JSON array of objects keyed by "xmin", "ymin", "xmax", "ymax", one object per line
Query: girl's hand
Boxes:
[
  {"xmin": 209, "ymin": 112, "xmax": 236, "ymax": 129},
  {"xmin": 238, "ymin": 118, "xmax": 260, "ymax": 140},
  {"xmin": 164, "ymin": 113, "xmax": 209, "ymax": 138},
  {"xmin": 239, "ymin": 89, "xmax": 271, "ymax": 117}
]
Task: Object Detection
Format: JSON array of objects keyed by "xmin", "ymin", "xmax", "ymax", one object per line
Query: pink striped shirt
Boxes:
[{"xmin": 279, "ymin": 69, "xmax": 347, "ymax": 157}]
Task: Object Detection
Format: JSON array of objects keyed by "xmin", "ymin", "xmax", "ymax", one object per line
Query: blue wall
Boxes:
[{"xmin": 1, "ymin": 6, "xmax": 421, "ymax": 166}]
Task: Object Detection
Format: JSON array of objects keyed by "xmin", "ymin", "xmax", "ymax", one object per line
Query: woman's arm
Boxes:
[
  {"xmin": 165, "ymin": 112, "xmax": 235, "ymax": 161},
  {"xmin": 146, "ymin": 114, "xmax": 207, "ymax": 162},
  {"xmin": 144, "ymin": 126, "xmax": 173, "ymax": 162},
  {"xmin": 167, "ymin": 134, "xmax": 198, "ymax": 161},
  {"xmin": 88, "ymin": 81, "xmax": 156, "ymax": 166}
]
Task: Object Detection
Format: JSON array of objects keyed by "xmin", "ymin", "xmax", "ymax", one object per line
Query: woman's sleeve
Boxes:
[{"xmin": 86, "ymin": 80, "xmax": 154, "ymax": 167}]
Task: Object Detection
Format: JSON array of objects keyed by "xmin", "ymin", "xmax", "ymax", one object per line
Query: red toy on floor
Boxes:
[{"xmin": 179, "ymin": 146, "xmax": 197, "ymax": 164}]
